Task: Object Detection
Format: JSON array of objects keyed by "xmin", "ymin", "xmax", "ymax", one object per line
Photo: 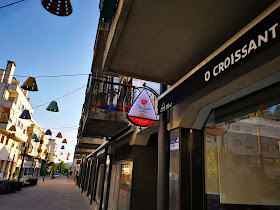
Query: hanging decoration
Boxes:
[
  {"xmin": 66, "ymin": 157, "xmax": 69, "ymax": 160},
  {"xmin": 62, "ymin": 139, "xmax": 67, "ymax": 143},
  {"xmin": 46, "ymin": 101, "xmax": 59, "ymax": 112},
  {"xmin": 19, "ymin": 110, "xmax": 31, "ymax": 119},
  {"xmin": 44, "ymin": 149, "xmax": 48, "ymax": 154},
  {"xmin": 61, "ymin": 145, "xmax": 65, "ymax": 149},
  {"xmin": 45, "ymin": 129, "xmax": 52, "ymax": 135},
  {"xmin": 38, "ymin": 152, "xmax": 42, "ymax": 156},
  {"xmin": 31, "ymin": 134, "xmax": 38, "ymax": 139},
  {"xmin": 127, "ymin": 89, "xmax": 158, "ymax": 127},
  {"xmin": 67, "ymin": 153, "xmax": 70, "ymax": 156},
  {"xmin": 9, "ymin": 133, "xmax": 16, "ymax": 139},
  {"xmin": 41, "ymin": 0, "xmax": 73, "ymax": 16},
  {"xmin": 34, "ymin": 138, "xmax": 40, "ymax": 143},
  {"xmin": 21, "ymin": 77, "xmax": 38, "ymax": 91},
  {"xmin": 56, "ymin": 132, "xmax": 62, "ymax": 138},
  {"xmin": 39, "ymin": 157, "xmax": 42, "ymax": 160},
  {"xmin": 58, "ymin": 159, "xmax": 61, "ymax": 161},
  {"xmin": 55, "ymin": 155, "xmax": 58, "ymax": 158},
  {"xmin": 0, "ymin": 115, "xmax": 8, "ymax": 124},
  {"xmin": 8, "ymin": 125, "xmax": 16, "ymax": 131},
  {"xmin": 29, "ymin": 149, "xmax": 32, "ymax": 153},
  {"xmin": 205, "ymin": 111, "xmax": 228, "ymax": 136},
  {"xmin": 60, "ymin": 152, "xmax": 63, "ymax": 155}
]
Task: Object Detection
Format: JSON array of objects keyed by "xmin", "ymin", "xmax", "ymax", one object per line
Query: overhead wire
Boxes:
[{"xmin": 0, "ymin": 0, "xmax": 26, "ymax": 9}]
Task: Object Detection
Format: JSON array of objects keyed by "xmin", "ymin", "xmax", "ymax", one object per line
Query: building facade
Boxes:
[
  {"xmin": 75, "ymin": 1, "xmax": 280, "ymax": 210},
  {"xmin": 0, "ymin": 61, "xmax": 54, "ymax": 179}
]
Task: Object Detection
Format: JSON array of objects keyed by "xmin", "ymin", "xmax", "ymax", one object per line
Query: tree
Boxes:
[{"xmin": 57, "ymin": 161, "xmax": 68, "ymax": 174}]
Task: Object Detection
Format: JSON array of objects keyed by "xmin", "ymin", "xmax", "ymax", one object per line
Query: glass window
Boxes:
[{"xmin": 205, "ymin": 103, "xmax": 280, "ymax": 208}]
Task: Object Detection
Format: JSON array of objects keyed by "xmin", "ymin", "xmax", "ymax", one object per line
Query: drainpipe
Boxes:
[{"xmin": 157, "ymin": 84, "xmax": 169, "ymax": 210}]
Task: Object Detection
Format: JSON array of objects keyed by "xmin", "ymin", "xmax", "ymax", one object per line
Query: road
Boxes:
[{"xmin": 0, "ymin": 177, "xmax": 94, "ymax": 210}]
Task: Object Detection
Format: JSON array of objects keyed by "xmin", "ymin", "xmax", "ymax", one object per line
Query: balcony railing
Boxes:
[{"xmin": 86, "ymin": 76, "xmax": 136, "ymax": 113}]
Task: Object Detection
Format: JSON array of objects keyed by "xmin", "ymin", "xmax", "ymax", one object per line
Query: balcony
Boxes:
[{"xmin": 79, "ymin": 76, "xmax": 135, "ymax": 137}]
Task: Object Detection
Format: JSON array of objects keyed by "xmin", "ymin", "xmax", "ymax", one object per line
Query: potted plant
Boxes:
[
  {"xmin": 27, "ymin": 178, "xmax": 35, "ymax": 186},
  {"xmin": 13, "ymin": 171, "xmax": 19, "ymax": 179},
  {"xmin": 34, "ymin": 178, "xmax": 38, "ymax": 185}
]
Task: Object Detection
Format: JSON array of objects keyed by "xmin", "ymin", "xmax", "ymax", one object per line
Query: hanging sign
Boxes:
[{"xmin": 127, "ymin": 89, "xmax": 157, "ymax": 127}]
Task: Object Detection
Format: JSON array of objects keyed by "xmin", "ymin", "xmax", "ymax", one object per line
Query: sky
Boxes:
[{"xmin": 0, "ymin": 0, "xmax": 100, "ymax": 162}]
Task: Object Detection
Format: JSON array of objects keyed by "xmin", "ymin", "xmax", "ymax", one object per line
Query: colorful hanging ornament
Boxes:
[
  {"xmin": 67, "ymin": 152, "xmax": 70, "ymax": 156},
  {"xmin": 34, "ymin": 138, "xmax": 40, "ymax": 143},
  {"xmin": 66, "ymin": 157, "xmax": 69, "ymax": 160},
  {"xmin": 44, "ymin": 149, "xmax": 48, "ymax": 154},
  {"xmin": 31, "ymin": 134, "xmax": 38, "ymax": 139},
  {"xmin": 0, "ymin": 115, "xmax": 8, "ymax": 124},
  {"xmin": 62, "ymin": 139, "xmax": 67, "ymax": 143},
  {"xmin": 8, "ymin": 125, "xmax": 16, "ymax": 131},
  {"xmin": 46, "ymin": 101, "xmax": 59, "ymax": 112},
  {"xmin": 38, "ymin": 152, "xmax": 42, "ymax": 156},
  {"xmin": 9, "ymin": 133, "xmax": 16, "ymax": 139},
  {"xmin": 60, "ymin": 152, "xmax": 63, "ymax": 155},
  {"xmin": 19, "ymin": 110, "xmax": 31, "ymax": 119},
  {"xmin": 56, "ymin": 132, "xmax": 62, "ymax": 138},
  {"xmin": 41, "ymin": 0, "xmax": 73, "ymax": 17},
  {"xmin": 45, "ymin": 129, "xmax": 52, "ymax": 135},
  {"xmin": 29, "ymin": 149, "xmax": 32, "ymax": 153},
  {"xmin": 58, "ymin": 159, "xmax": 61, "ymax": 161},
  {"xmin": 61, "ymin": 145, "xmax": 65, "ymax": 149},
  {"xmin": 21, "ymin": 77, "xmax": 38, "ymax": 91},
  {"xmin": 55, "ymin": 155, "xmax": 58, "ymax": 158},
  {"xmin": 39, "ymin": 157, "xmax": 42, "ymax": 160}
]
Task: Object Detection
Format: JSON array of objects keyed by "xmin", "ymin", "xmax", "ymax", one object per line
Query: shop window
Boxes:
[
  {"xmin": 108, "ymin": 162, "xmax": 133, "ymax": 210},
  {"xmin": 205, "ymin": 102, "xmax": 280, "ymax": 208}
]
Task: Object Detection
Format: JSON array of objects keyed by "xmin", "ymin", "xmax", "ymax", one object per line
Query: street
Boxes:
[{"xmin": 0, "ymin": 178, "xmax": 94, "ymax": 210}]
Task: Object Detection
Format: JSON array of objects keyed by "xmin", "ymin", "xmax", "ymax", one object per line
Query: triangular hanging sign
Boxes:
[{"xmin": 127, "ymin": 89, "xmax": 157, "ymax": 127}]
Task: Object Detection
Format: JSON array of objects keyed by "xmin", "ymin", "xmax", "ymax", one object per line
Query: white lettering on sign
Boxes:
[{"xmin": 204, "ymin": 23, "xmax": 278, "ymax": 82}]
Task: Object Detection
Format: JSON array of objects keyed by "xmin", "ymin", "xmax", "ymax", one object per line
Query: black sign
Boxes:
[{"xmin": 158, "ymin": 6, "xmax": 280, "ymax": 113}]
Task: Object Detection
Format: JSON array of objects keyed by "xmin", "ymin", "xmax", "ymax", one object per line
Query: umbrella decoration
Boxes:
[
  {"xmin": 67, "ymin": 153, "xmax": 70, "ymax": 156},
  {"xmin": 0, "ymin": 115, "xmax": 8, "ymax": 124},
  {"xmin": 21, "ymin": 77, "xmax": 38, "ymax": 91},
  {"xmin": 38, "ymin": 152, "xmax": 42, "ymax": 156},
  {"xmin": 29, "ymin": 149, "xmax": 32, "ymax": 153},
  {"xmin": 8, "ymin": 125, "xmax": 16, "ymax": 131},
  {"xmin": 45, "ymin": 129, "xmax": 52, "ymax": 135},
  {"xmin": 60, "ymin": 152, "xmax": 63, "ymax": 155},
  {"xmin": 19, "ymin": 110, "xmax": 31, "ymax": 119},
  {"xmin": 62, "ymin": 139, "xmax": 67, "ymax": 143},
  {"xmin": 46, "ymin": 101, "xmax": 59, "ymax": 112},
  {"xmin": 66, "ymin": 157, "xmax": 69, "ymax": 160},
  {"xmin": 55, "ymin": 155, "xmax": 58, "ymax": 158},
  {"xmin": 56, "ymin": 132, "xmax": 62, "ymax": 138},
  {"xmin": 44, "ymin": 149, "xmax": 48, "ymax": 154},
  {"xmin": 9, "ymin": 133, "xmax": 16, "ymax": 139},
  {"xmin": 34, "ymin": 138, "xmax": 40, "ymax": 143},
  {"xmin": 39, "ymin": 157, "xmax": 42, "ymax": 160},
  {"xmin": 31, "ymin": 134, "xmax": 38, "ymax": 139},
  {"xmin": 58, "ymin": 159, "xmax": 61, "ymax": 161},
  {"xmin": 41, "ymin": 0, "xmax": 73, "ymax": 17},
  {"xmin": 61, "ymin": 145, "xmax": 65, "ymax": 149}
]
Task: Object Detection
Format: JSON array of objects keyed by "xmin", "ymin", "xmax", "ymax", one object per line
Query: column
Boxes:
[{"xmin": 4, "ymin": 161, "xmax": 12, "ymax": 178}]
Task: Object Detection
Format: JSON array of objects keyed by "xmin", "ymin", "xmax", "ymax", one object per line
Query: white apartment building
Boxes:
[{"xmin": 0, "ymin": 61, "xmax": 55, "ymax": 179}]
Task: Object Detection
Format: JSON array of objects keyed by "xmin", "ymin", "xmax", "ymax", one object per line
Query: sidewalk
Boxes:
[{"xmin": 0, "ymin": 178, "xmax": 94, "ymax": 210}]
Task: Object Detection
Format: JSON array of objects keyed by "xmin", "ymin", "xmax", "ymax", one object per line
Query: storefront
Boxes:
[{"xmin": 158, "ymin": 2, "xmax": 280, "ymax": 209}]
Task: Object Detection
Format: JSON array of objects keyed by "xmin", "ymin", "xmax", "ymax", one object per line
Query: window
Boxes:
[
  {"xmin": 23, "ymin": 129, "xmax": 26, "ymax": 134},
  {"xmin": 205, "ymin": 102, "xmax": 280, "ymax": 208},
  {"xmin": 261, "ymin": 144, "xmax": 269, "ymax": 152},
  {"xmin": 232, "ymin": 125, "xmax": 240, "ymax": 131},
  {"xmin": 245, "ymin": 141, "xmax": 253, "ymax": 149},
  {"xmin": 17, "ymin": 120, "xmax": 20, "ymax": 127},
  {"xmin": 233, "ymin": 140, "xmax": 241, "ymax": 146}
]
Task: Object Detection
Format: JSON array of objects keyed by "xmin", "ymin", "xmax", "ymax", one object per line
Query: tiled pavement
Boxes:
[{"xmin": 0, "ymin": 177, "xmax": 94, "ymax": 210}]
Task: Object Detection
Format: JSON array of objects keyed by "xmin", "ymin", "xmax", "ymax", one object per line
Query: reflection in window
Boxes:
[{"xmin": 205, "ymin": 103, "xmax": 280, "ymax": 208}]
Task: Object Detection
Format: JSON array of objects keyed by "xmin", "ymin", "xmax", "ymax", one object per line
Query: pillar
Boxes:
[{"xmin": 157, "ymin": 84, "xmax": 169, "ymax": 210}]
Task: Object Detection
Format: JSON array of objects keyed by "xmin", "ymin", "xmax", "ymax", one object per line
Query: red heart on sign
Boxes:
[{"xmin": 141, "ymin": 99, "xmax": 147, "ymax": 105}]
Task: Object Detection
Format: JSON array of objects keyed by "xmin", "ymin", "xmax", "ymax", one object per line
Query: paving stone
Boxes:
[{"xmin": 0, "ymin": 178, "xmax": 94, "ymax": 210}]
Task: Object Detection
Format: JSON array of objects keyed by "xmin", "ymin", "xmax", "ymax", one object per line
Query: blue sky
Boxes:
[{"xmin": 0, "ymin": 0, "xmax": 100, "ymax": 162}]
